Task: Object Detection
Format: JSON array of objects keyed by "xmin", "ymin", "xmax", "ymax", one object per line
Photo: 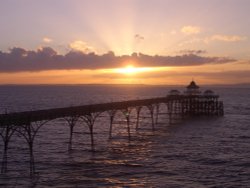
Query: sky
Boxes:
[{"xmin": 0, "ymin": 0, "xmax": 250, "ymax": 85}]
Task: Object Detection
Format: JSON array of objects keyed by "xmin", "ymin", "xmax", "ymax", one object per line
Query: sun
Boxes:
[
  {"xmin": 116, "ymin": 65, "xmax": 138, "ymax": 75},
  {"xmin": 111, "ymin": 64, "xmax": 158, "ymax": 76}
]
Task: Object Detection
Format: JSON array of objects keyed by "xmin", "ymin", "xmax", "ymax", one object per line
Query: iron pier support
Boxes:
[
  {"xmin": 135, "ymin": 106, "xmax": 142, "ymax": 130},
  {"xmin": 0, "ymin": 124, "xmax": 16, "ymax": 174},
  {"xmin": 122, "ymin": 108, "xmax": 132, "ymax": 139},
  {"xmin": 65, "ymin": 116, "xmax": 79, "ymax": 151},
  {"xmin": 147, "ymin": 105, "xmax": 155, "ymax": 131},
  {"xmin": 81, "ymin": 113, "xmax": 100, "ymax": 151},
  {"xmin": 16, "ymin": 121, "xmax": 46, "ymax": 176},
  {"xmin": 107, "ymin": 110, "xmax": 117, "ymax": 139}
]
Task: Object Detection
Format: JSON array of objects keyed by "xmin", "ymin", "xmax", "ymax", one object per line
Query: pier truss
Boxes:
[{"xmin": 0, "ymin": 95, "xmax": 223, "ymax": 176}]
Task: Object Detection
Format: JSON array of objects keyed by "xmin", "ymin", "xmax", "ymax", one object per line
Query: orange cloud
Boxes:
[
  {"xmin": 208, "ymin": 35, "xmax": 247, "ymax": 42},
  {"xmin": 69, "ymin": 40, "xmax": 95, "ymax": 53},
  {"xmin": 181, "ymin": 26, "xmax": 201, "ymax": 35},
  {"xmin": 43, "ymin": 37, "xmax": 53, "ymax": 43}
]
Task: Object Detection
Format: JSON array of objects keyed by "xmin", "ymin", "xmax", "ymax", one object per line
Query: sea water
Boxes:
[{"xmin": 0, "ymin": 85, "xmax": 249, "ymax": 187}]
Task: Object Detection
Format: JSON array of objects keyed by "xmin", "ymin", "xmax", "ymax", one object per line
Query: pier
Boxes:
[{"xmin": 0, "ymin": 82, "xmax": 224, "ymax": 176}]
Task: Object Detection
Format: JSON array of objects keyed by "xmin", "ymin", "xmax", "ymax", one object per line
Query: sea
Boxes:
[{"xmin": 0, "ymin": 85, "xmax": 249, "ymax": 188}]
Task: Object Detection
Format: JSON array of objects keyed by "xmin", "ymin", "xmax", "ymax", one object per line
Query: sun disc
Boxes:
[{"xmin": 117, "ymin": 65, "xmax": 137, "ymax": 75}]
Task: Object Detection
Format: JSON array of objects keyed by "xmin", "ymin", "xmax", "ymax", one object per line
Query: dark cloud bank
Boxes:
[{"xmin": 0, "ymin": 47, "xmax": 236, "ymax": 73}]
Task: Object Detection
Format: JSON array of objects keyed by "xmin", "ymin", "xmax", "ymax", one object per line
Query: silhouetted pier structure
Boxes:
[{"xmin": 0, "ymin": 82, "xmax": 224, "ymax": 176}]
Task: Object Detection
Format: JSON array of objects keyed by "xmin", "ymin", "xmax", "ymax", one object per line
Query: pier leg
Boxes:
[
  {"xmin": 1, "ymin": 141, "xmax": 8, "ymax": 174},
  {"xmin": 135, "ymin": 106, "xmax": 142, "ymax": 130},
  {"xmin": 69, "ymin": 125, "xmax": 74, "ymax": 150},
  {"xmin": 107, "ymin": 110, "xmax": 116, "ymax": 139},
  {"xmin": 147, "ymin": 105, "xmax": 155, "ymax": 131},
  {"xmin": 17, "ymin": 121, "xmax": 46, "ymax": 176},
  {"xmin": 29, "ymin": 139, "xmax": 35, "ymax": 175},
  {"xmin": 122, "ymin": 108, "xmax": 132, "ymax": 139},
  {"xmin": 0, "ymin": 125, "xmax": 16, "ymax": 173},
  {"xmin": 65, "ymin": 116, "xmax": 79, "ymax": 151},
  {"xmin": 81, "ymin": 113, "xmax": 100, "ymax": 151},
  {"xmin": 126, "ymin": 115, "xmax": 131, "ymax": 139},
  {"xmin": 89, "ymin": 123, "xmax": 94, "ymax": 149},
  {"xmin": 155, "ymin": 104, "xmax": 160, "ymax": 125},
  {"xmin": 167, "ymin": 102, "xmax": 173, "ymax": 124},
  {"xmin": 181, "ymin": 100, "xmax": 185, "ymax": 119}
]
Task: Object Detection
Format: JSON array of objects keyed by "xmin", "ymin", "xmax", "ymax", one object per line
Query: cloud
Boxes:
[
  {"xmin": 134, "ymin": 34, "xmax": 144, "ymax": 42},
  {"xmin": 69, "ymin": 40, "xmax": 95, "ymax": 53},
  {"xmin": 43, "ymin": 37, "xmax": 53, "ymax": 43},
  {"xmin": 178, "ymin": 38, "xmax": 203, "ymax": 47},
  {"xmin": 207, "ymin": 35, "xmax": 247, "ymax": 42},
  {"xmin": 181, "ymin": 26, "xmax": 201, "ymax": 35},
  {"xmin": 179, "ymin": 50, "xmax": 206, "ymax": 55},
  {"xmin": 180, "ymin": 34, "xmax": 247, "ymax": 46},
  {"xmin": 0, "ymin": 47, "xmax": 236, "ymax": 73}
]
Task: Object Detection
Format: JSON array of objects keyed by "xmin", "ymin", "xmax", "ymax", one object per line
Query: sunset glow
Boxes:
[
  {"xmin": 0, "ymin": 0, "xmax": 250, "ymax": 85},
  {"xmin": 115, "ymin": 65, "xmax": 153, "ymax": 75}
]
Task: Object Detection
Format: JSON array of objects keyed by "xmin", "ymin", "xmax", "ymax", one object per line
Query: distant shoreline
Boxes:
[{"xmin": 0, "ymin": 83, "xmax": 250, "ymax": 88}]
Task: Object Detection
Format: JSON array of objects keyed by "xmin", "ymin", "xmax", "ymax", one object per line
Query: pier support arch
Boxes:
[
  {"xmin": 64, "ymin": 116, "xmax": 79, "ymax": 151},
  {"xmin": 16, "ymin": 120, "xmax": 48, "ymax": 176},
  {"xmin": 81, "ymin": 112, "xmax": 101, "ymax": 151},
  {"xmin": 0, "ymin": 124, "xmax": 16, "ymax": 173}
]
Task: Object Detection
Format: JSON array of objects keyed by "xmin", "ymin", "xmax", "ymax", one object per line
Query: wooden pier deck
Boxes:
[{"xmin": 0, "ymin": 92, "xmax": 224, "ymax": 176}]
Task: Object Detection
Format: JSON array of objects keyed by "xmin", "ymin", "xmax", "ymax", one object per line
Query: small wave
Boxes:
[
  {"xmin": 146, "ymin": 170, "xmax": 178, "ymax": 176},
  {"xmin": 238, "ymin": 135, "xmax": 250, "ymax": 139},
  {"xmin": 193, "ymin": 157, "xmax": 230, "ymax": 166},
  {"xmin": 123, "ymin": 163, "xmax": 143, "ymax": 167},
  {"xmin": 233, "ymin": 162, "xmax": 250, "ymax": 168}
]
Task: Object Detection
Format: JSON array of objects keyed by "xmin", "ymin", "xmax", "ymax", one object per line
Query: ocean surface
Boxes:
[{"xmin": 0, "ymin": 85, "xmax": 249, "ymax": 188}]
